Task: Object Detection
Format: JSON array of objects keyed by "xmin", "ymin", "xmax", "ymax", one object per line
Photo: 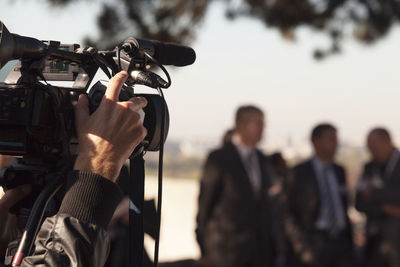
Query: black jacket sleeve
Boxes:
[
  {"xmin": 282, "ymin": 168, "xmax": 315, "ymax": 265},
  {"xmin": 196, "ymin": 151, "xmax": 223, "ymax": 255},
  {"xmin": 355, "ymin": 163, "xmax": 382, "ymax": 216},
  {"xmin": 5, "ymin": 170, "xmax": 123, "ymax": 267}
]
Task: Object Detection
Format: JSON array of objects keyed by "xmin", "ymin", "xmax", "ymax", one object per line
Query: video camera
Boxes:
[
  {"xmin": 0, "ymin": 20, "xmax": 195, "ymax": 190},
  {"xmin": 0, "ymin": 21, "xmax": 195, "ymax": 160}
]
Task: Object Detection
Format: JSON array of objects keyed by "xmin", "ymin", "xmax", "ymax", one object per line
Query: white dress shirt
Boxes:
[{"xmin": 232, "ymin": 134, "xmax": 262, "ymax": 192}]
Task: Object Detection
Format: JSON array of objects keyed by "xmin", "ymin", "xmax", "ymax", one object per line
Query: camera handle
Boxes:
[
  {"xmin": 10, "ymin": 173, "xmax": 64, "ymax": 266},
  {"xmin": 129, "ymin": 152, "xmax": 145, "ymax": 267},
  {"xmin": 129, "ymin": 86, "xmax": 166, "ymax": 267}
]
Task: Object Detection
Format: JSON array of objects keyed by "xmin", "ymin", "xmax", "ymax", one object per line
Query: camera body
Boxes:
[
  {"xmin": 0, "ymin": 82, "xmax": 74, "ymax": 162},
  {"xmin": 0, "ymin": 22, "xmax": 173, "ymax": 206},
  {"xmin": 0, "ymin": 40, "xmax": 169, "ymax": 162}
]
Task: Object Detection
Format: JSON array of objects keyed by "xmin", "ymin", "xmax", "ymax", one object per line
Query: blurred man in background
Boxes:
[
  {"xmin": 284, "ymin": 123, "xmax": 353, "ymax": 267},
  {"xmin": 356, "ymin": 128, "xmax": 400, "ymax": 267},
  {"xmin": 196, "ymin": 105, "xmax": 275, "ymax": 267}
]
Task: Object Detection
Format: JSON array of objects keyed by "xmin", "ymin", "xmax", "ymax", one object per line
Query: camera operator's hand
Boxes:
[
  {"xmin": 0, "ymin": 185, "xmax": 31, "ymax": 258},
  {"xmin": 74, "ymin": 71, "xmax": 147, "ymax": 182},
  {"xmin": 0, "ymin": 155, "xmax": 13, "ymax": 169}
]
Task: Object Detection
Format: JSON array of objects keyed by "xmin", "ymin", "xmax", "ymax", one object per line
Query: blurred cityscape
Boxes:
[{"xmin": 146, "ymin": 135, "xmax": 374, "ymax": 189}]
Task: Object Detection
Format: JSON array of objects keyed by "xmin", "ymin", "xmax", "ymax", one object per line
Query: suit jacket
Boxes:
[
  {"xmin": 196, "ymin": 142, "xmax": 274, "ymax": 267},
  {"xmin": 356, "ymin": 157, "xmax": 400, "ymax": 214},
  {"xmin": 356, "ymin": 156, "xmax": 400, "ymax": 242},
  {"xmin": 283, "ymin": 159, "xmax": 352, "ymax": 261}
]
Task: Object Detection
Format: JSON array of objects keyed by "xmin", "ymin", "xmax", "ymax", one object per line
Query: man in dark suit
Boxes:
[
  {"xmin": 283, "ymin": 123, "xmax": 353, "ymax": 267},
  {"xmin": 196, "ymin": 105, "xmax": 274, "ymax": 267},
  {"xmin": 356, "ymin": 128, "xmax": 400, "ymax": 267}
]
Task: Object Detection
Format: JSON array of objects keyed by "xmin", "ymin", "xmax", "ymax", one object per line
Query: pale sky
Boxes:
[{"xmin": 2, "ymin": 0, "xmax": 400, "ymax": 151}]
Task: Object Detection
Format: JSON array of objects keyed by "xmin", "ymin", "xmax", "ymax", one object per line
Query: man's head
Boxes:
[
  {"xmin": 311, "ymin": 123, "xmax": 338, "ymax": 162},
  {"xmin": 367, "ymin": 128, "xmax": 394, "ymax": 165},
  {"xmin": 235, "ymin": 105, "xmax": 264, "ymax": 148}
]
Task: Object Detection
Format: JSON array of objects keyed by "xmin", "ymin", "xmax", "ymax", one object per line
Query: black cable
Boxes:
[
  {"xmin": 11, "ymin": 170, "xmax": 67, "ymax": 266},
  {"xmin": 117, "ymin": 46, "xmax": 122, "ymax": 72},
  {"xmin": 143, "ymin": 52, "xmax": 171, "ymax": 89},
  {"xmin": 92, "ymin": 53, "xmax": 112, "ymax": 79},
  {"xmin": 153, "ymin": 87, "xmax": 166, "ymax": 267},
  {"xmin": 26, "ymin": 172, "xmax": 66, "ymax": 255}
]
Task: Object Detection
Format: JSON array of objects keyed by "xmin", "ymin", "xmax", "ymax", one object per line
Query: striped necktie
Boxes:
[{"xmin": 320, "ymin": 165, "xmax": 339, "ymax": 236}]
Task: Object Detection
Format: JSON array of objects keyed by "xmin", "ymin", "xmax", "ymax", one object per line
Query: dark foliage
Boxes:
[{"xmin": 48, "ymin": 0, "xmax": 400, "ymax": 59}]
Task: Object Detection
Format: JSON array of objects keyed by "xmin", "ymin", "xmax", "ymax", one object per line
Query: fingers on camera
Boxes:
[
  {"xmin": 74, "ymin": 94, "xmax": 90, "ymax": 123},
  {"xmin": 126, "ymin": 97, "xmax": 148, "ymax": 112},
  {"xmin": 140, "ymin": 126, "xmax": 148, "ymax": 140},
  {"xmin": 105, "ymin": 71, "xmax": 128, "ymax": 101}
]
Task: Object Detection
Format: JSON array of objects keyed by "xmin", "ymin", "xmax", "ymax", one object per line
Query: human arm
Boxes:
[
  {"xmin": 196, "ymin": 152, "xmax": 223, "ymax": 258},
  {"xmin": 381, "ymin": 204, "xmax": 400, "ymax": 217},
  {"xmin": 0, "ymin": 156, "xmax": 12, "ymax": 169},
  {"xmin": 354, "ymin": 163, "xmax": 400, "ymax": 216},
  {"xmin": 355, "ymin": 164, "xmax": 381, "ymax": 215},
  {"xmin": 282, "ymin": 170, "xmax": 316, "ymax": 265},
  {"xmin": 356, "ymin": 183, "xmax": 400, "ymax": 217},
  {"xmin": 6, "ymin": 71, "xmax": 147, "ymax": 266}
]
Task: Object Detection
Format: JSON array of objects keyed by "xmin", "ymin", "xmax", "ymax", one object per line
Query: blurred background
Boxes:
[{"xmin": 2, "ymin": 0, "xmax": 400, "ymax": 263}]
